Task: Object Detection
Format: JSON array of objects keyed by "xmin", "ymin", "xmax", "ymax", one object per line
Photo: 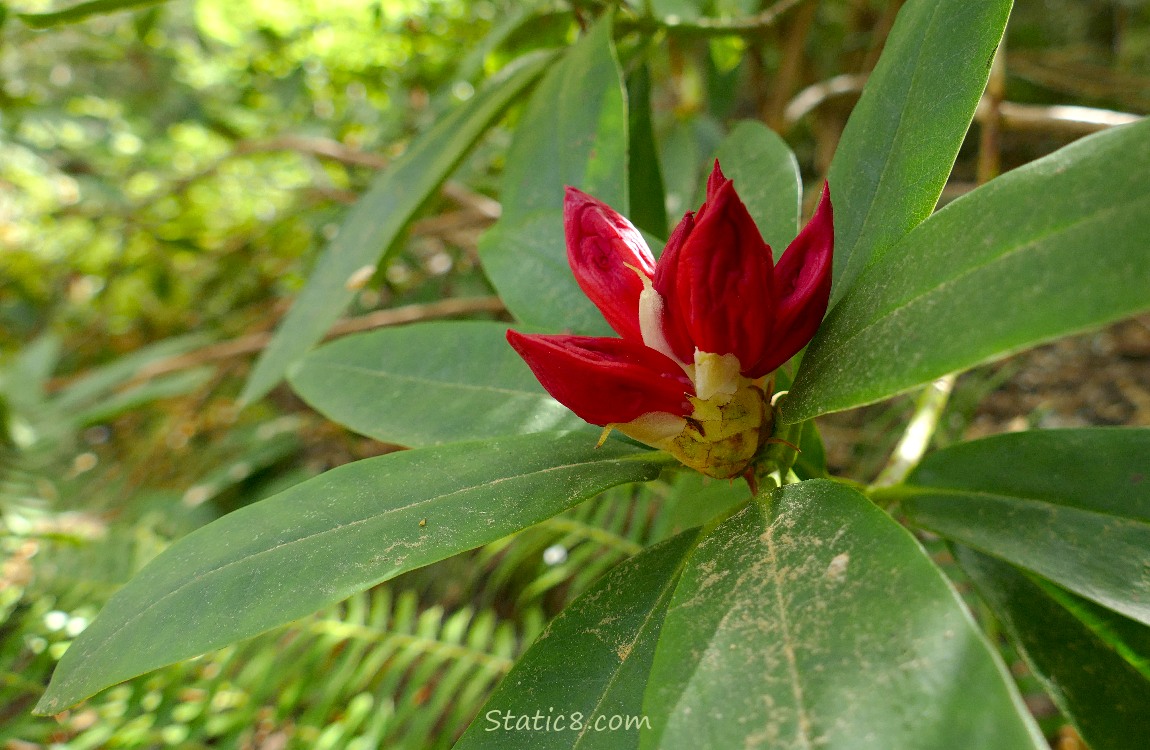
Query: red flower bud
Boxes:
[{"xmin": 508, "ymin": 160, "xmax": 834, "ymax": 479}]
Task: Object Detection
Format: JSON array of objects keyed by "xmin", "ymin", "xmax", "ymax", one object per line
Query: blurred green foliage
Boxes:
[{"xmin": 1, "ymin": 0, "xmax": 1147, "ymax": 746}]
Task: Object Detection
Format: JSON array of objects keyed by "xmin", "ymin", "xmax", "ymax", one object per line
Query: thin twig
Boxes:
[
  {"xmin": 782, "ymin": 74, "xmax": 867, "ymax": 129},
  {"xmin": 976, "ymin": 100, "xmax": 1142, "ymax": 135},
  {"xmin": 235, "ymin": 135, "xmax": 389, "ymax": 169},
  {"xmin": 762, "ymin": 0, "xmax": 818, "ymax": 131},
  {"xmin": 977, "ymin": 42, "xmax": 1006, "ymax": 183},
  {"xmin": 50, "ymin": 297, "xmax": 507, "ymax": 392},
  {"xmin": 783, "ymin": 74, "xmax": 1142, "ymax": 137}
]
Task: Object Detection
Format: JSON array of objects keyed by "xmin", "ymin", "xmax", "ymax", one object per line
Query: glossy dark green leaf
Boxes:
[
  {"xmin": 480, "ymin": 18, "xmax": 628, "ymax": 335},
  {"xmin": 828, "ymin": 0, "xmax": 1012, "ymax": 299},
  {"xmin": 239, "ymin": 53, "xmax": 551, "ymax": 405},
  {"xmin": 896, "ymin": 428, "xmax": 1150, "ymax": 625},
  {"xmin": 707, "ymin": 120, "xmax": 800, "ymax": 256},
  {"xmin": 787, "ymin": 119, "xmax": 1150, "ymax": 422},
  {"xmin": 456, "ymin": 531, "xmax": 698, "ymax": 749},
  {"xmin": 958, "ymin": 547, "xmax": 1150, "ymax": 750},
  {"xmin": 641, "ymin": 480, "xmax": 1044, "ymax": 750},
  {"xmin": 34, "ymin": 430, "xmax": 671, "ymax": 714},
  {"xmin": 288, "ymin": 321, "xmax": 583, "ymax": 446}
]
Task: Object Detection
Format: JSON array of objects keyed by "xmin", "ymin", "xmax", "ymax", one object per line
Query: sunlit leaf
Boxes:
[
  {"xmin": 16, "ymin": 0, "xmax": 168, "ymax": 28},
  {"xmin": 288, "ymin": 321, "xmax": 583, "ymax": 446},
  {"xmin": 895, "ymin": 427, "xmax": 1150, "ymax": 625},
  {"xmin": 828, "ymin": 0, "xmax": 1012, "ymax": 299},
  {"xmin": 34, "ymin": 430, "xmax": 670, "ymax": 713}
]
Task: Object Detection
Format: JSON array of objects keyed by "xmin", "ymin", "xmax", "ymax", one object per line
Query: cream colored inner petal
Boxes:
[
  {"xmin": 624, "ymin": 263, "xmax": 694, "ymax": 378},
  {"xmin": 693, "ymin": 350, "xmax": 742, "ymax": 401},
  {"xmin": 613, "ymin": 412, "xmax": 688, "ymax": 451}
]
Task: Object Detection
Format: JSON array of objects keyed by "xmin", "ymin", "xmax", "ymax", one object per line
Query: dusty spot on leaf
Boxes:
[{"xmin": 825, "ymin": 552, "xmax": 849, "ymax": 583}]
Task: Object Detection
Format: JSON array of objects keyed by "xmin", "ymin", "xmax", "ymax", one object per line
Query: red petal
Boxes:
[
  {"xmin": 507, "ymin": 330, "xmax": 693, "ymax": 425},
  {"xmin": 564, "ymin": 187, "xmax": 656, "ymax": 342},
  {"xmin": 691, "ymin": 160, "xmax": 727, "ymax": 225},
  {"xmin": 651, "ymin": 210, "xmax": 697, "ymax": 363},
  {"xmin": 672, "ymin": 167, "xmax": 776, "ymax": 372},
  {"xmin": 752, "ymin": 183, "xmax": 834, "ymax": 376}
]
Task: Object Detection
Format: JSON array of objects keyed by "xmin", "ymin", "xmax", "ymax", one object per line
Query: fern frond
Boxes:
[{"xmin": 12, "ymin": 585, "xmax": 541, "ymax": 749}]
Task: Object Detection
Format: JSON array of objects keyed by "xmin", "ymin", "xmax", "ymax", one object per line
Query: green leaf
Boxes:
[
  {"xmin": 480, "ymin": 17, "xmax": 628, "ymax": 335},
  {"xmin": 34, "ymin": 430, "xmax": 670, "ymax": 714},
  {"xmin": 0, "ymin": 335, "xmax": 60, "ymax": 410},
  {"xmin": 786, "ymin": 119, "xmax": 1150, "ymax": 423},
  {"xmin": 895, "ymin": 427, "xmax": 1150, "ymax": 625},
  {"xmin": 706, "ymin": 120, "xmax": 800, "ymax": 256},
  {"xmin": 288, "ymin": 321, "xmax": 583, "ymax": 446},
  {"xmin": 16, "ymin": 0, "xmax": 168, "ymax": 28},
  {"xmin": 828, "ymin": 0, "xmax": 1012, "ymax": 300},
  {"xmin": 239, "ymin": 53, "xmax": 551, "ymax": 405},
  {"xmin": 627, "ymin": 63, "xmax": 669, "ymax": 238},
  {"xmin": 958, "ymin": 546, "xmax": 1150, "ymax": 750},
  {"xmin": 455, "ymin": 530, "xmax": 698, "ymax": 749},
  {"xmin": 641, "ymin": 480, "xmax": 1044, "ymax": 750}
]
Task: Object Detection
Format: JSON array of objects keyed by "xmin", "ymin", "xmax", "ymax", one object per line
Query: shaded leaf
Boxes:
[
  {"xmin": 627, "ymin": 63, "xmax": 669, "ymax": 238},
  {"xmin": 288, "ymin": 321, "xmax": 583, "ymax": 446},
  {"xmin": 641, "ymin": 479, "xmax": 1044, "ymax": 750},
  {"xmin": 958, "ymin": 546, "xmax": 1150, "ymax": 750},
  {"xmin": 706, "ymin": 120, "xmax": 800, "ymax": 256},
  {"xmin": 456, "ymin": 531, "xmax": 698, "ymax": 749},
  {"xmin": 896, "ymin": 428, "xmax": 1150, "ymax": 625},
  {"xmin": 480, "ymin": 18, "xmax": 628, "ymax": 335}
]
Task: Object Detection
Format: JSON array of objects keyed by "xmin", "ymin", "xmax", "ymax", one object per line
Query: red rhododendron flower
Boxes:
[{"xmin": 507, "ymin": 161, "xmax": 833, "ymax": 479}]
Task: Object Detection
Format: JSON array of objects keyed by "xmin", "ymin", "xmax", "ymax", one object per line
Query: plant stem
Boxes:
[{"xmin": 870, "ymin": 374, "xmax": 956, "ymax": 490}]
